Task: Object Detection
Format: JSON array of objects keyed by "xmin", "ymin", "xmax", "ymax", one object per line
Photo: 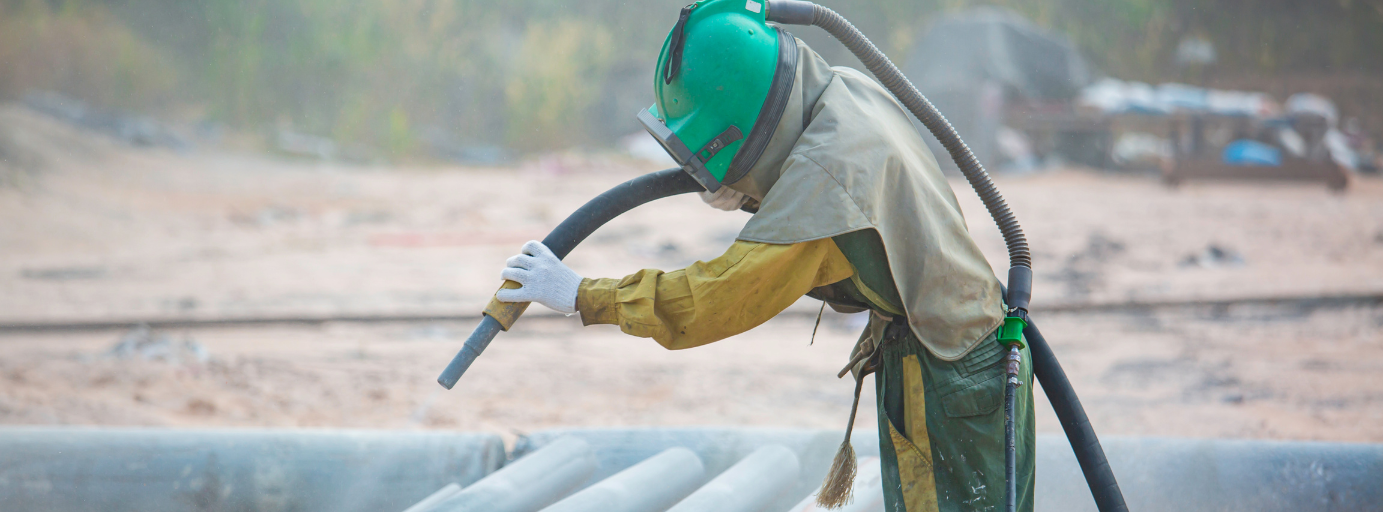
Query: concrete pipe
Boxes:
[
  {"xmin": 0, "ymin": 427, "xmax": 503, "ymax": 512},
  {"xmin": 427, "ymin": 435, "xmax": 598, "ymax": 512},
  {"xmin": 538, "ymin": 447, "xmax": 706, "ymax": 512},
  {"xmin": 517, "ymin": 427, "xmax": 877, "ymax": 510},
  {"xmin": 667, "ymin": 444, "xmax": 800, "ymax": 512},
  {"xmin": 1036, "ymin": 435, "xmax": 1383, "ymax": 512},
  {"xmin": 785, "ymin": 456, "xmax": 884, "ymax": 512},
  {"xmin": 401, "ymin": 483, "xmax": 462, "ymax": 512}
]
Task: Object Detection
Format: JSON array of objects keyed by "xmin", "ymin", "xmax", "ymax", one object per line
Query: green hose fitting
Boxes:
[{"xmin": 997, "ymin": 314, "xmax": 1027, "ymax": 349}]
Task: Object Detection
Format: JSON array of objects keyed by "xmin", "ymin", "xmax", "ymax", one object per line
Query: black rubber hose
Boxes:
[
  {"xmin": 437, "ymin": 168, "xmax": 704, "ymax": 389},
  {"xmin": 784, "ymin": 8, "xmax": 1039, "ymax": 509},
  {"xmin": 1003, "ymin": 347, "xmax": 1021, "ymax": 512},
  {"xmin": 768, "ymin": 2, "xmax": 1127, "ymax": 511},
  {"xmin": 1025, "ymin": 320, "xmax": 1128, "ymax": 512},
  {"xmin": 538, "ymin": 168, "xmax": 704, "ymax": 258}
]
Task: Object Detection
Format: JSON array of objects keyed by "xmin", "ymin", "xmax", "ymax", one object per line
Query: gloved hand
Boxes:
[
  {"xmin": 496, "ymin": 240, "xmax": 582, "ymax": 314},
  {"xmin": 699, "ymin": 186, "xmax": 749, "ymax": 211}
]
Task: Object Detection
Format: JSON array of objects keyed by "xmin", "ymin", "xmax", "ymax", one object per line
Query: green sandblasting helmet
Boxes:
[{"xmin": 637, "ymin": 0, "xmax": 799, "ymax": 192}]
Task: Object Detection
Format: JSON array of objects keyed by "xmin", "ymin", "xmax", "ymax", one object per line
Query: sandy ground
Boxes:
[{"xmin": 1, "ymin": 104, "xmax": 1381, "ymax": 445}]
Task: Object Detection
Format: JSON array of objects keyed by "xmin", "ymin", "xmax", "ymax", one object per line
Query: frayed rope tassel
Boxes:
[{"xmin": 817, "ymin": 370, "xmax": 867, "ymax": 509}]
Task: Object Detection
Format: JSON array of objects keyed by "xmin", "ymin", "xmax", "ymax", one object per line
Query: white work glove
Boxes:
[
  {"xmin": 496, "ymin": 241, "xmax": 582, "ymax": 314},
  {"xmin": 699, "ymin": 186, "xmax": 749, "ymax": 211}
]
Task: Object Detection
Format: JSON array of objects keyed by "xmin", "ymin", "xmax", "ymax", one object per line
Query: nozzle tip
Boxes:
[{"xmin": 436, "ymin": 375, "xmax": 457, "ymax": 390}]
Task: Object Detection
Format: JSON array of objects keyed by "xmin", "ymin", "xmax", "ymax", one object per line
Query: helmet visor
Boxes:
[{"xmin": 637, "ymin": 106, "xmax": 722, "ymax": 192}]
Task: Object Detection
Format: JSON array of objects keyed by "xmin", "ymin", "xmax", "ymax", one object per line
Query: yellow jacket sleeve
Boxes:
[{"xmin": 576, "ymin": 239, "xmax": 854, "ymax": 350}]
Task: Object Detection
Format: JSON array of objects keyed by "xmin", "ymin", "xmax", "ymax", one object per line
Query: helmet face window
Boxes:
[
  {"xmin": 637, "ymin": 105, "xmax": 723, "ymax": 193},
  {"xmin": 656, "ymin": 139, "xmax": 680, "ymax": 164},
  {"xmin": 637, "ymin": 106, "xmax": 690, "ymax": 166}
]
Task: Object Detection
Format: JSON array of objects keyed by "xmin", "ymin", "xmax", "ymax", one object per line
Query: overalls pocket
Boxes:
[
  {"xmin": 938, "ymin": 340, "xmax": 1005, "ymax": 418},
  {"xmin": 941, "ymin": 373, "xmax": 1003, "ymax": 418}
]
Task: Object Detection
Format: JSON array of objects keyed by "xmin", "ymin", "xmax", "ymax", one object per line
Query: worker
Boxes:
[{"xmin": 495, "ymin": 1, "xmax": 1034, "ymax": 510}]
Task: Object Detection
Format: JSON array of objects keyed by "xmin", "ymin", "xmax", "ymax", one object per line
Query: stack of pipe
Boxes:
[{"xmin": 403, "ymin": 438, "xmax": 820, "ymax": 512}]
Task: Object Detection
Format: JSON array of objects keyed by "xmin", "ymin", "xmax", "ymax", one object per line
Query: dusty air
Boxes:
[{"xmin": 0, "ymin": 0, "xmax": 1380, "ymax": 511}]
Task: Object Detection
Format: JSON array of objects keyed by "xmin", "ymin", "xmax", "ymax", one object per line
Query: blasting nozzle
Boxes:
[{"xmin": 437, "ymin": 315, "xmax": 504, "ymax": 389}]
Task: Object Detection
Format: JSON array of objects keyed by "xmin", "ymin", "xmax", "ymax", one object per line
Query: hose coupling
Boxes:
[
  {"xmin": 1006, "ymin": 345, "xmax": 1024, "ymax": 387},
  {"xmin": 997, "ymin": 312, "xmax": 1027, "ymax": 350},
  {"xmin": 764, "ymin": 0, "xmax": 816, "ymax": 25}
]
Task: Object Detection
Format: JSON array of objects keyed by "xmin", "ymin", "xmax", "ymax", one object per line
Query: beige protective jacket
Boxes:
[{"xmin": 728, "ymin": 39, "xmax": 1004, "ymax": 361}]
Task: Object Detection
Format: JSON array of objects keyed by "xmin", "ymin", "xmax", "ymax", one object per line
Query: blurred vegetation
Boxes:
[
  {"xmin": 0, "ymin": 0, "xmax": 178, "ymax": 110},
  {"xmin": 0, "ymin": 0, "xmax": 1379, "ymax": 157}
]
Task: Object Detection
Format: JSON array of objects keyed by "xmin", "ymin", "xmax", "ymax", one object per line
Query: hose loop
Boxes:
[{"xmin": 809, "ymin": 5, "xmax": 1031, "ymax": 269}]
